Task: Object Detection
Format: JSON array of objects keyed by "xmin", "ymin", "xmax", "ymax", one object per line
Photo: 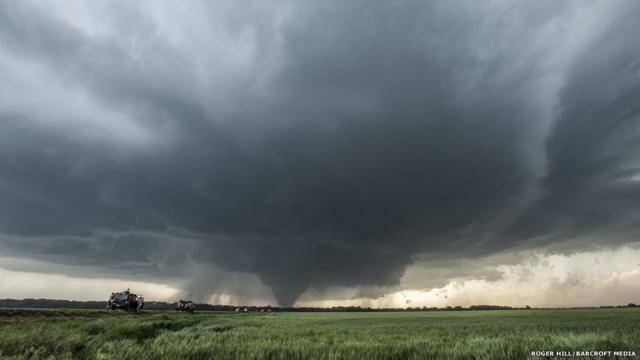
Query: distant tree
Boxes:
[{"xmin": 627, "ymin": 303, "xmax": 637, "ymax": 308}]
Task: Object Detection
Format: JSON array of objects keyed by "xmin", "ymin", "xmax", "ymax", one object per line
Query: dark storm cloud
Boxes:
[
  {"xmin": 0, "ymin": 0, "xmax": 639, "ymax": 305},
  {"xmin": 507, "ymin": 3, "xmax": 640, "ymax": 243}
]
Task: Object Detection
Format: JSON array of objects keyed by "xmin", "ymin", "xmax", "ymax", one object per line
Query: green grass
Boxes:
[{"xmin": 0, "ymin": 308, "xmax": 638, "ymax": 359}]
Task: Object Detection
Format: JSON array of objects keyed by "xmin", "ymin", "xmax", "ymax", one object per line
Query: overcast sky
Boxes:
[{"xmin": 0, "ymin": 0, "xmax": 639, "ymax": 307}]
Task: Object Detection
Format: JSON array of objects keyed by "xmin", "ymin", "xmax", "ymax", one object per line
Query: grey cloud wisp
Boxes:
[{"xmin": 1, "ymin": 0, "xmax": 640, "ymax": 306}]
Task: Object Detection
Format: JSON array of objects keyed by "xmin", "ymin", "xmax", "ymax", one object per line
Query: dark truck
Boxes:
[
  {"xmin": 176, "ymin": 299, "xmax": 196, "ymax": 313},
  {"xmin": 106, "ymin": 289, "xmax": 144, "ymax": 313}
]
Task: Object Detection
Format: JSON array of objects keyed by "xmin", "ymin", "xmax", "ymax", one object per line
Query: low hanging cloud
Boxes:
[{"xmin": 0, "ymin": 0, "xmax": 639, "ymax": 306}]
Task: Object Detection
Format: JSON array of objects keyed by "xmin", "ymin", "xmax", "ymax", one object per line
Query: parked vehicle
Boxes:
[
  {"xmin": 176, "ymin": 299, "xmax": 196, "ymax": 313},
  {"xmin": 106, "ymin": 289, "xmax": 144, "ymax": 313}
]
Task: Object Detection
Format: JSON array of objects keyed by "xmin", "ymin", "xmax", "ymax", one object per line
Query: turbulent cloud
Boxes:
[
  {"xmin": 296, "ymin": 245, "xmax": 640, "ymax": 308},
  {"xmin": 0, "ymin": 0, "xmax": 639, "ymax": 306}
]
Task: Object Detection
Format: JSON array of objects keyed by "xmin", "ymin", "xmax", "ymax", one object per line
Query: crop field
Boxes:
[{"xmin": 0, "ymin": 308, "xmax": 638, "ymax": 359}]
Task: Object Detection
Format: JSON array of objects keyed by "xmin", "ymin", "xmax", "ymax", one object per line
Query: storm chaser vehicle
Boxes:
[
  {"xmin": 176, "ymin": 299, "xmax": 196, "ymax": 313},
  {"xmin": 106, "ymin": 289, "xmax": 144, "ymax": 313}
]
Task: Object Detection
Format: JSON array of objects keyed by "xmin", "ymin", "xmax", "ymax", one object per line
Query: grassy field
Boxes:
[{"xmin": 0, "ymin": 308, "xmax": 638, "ymax": 359}]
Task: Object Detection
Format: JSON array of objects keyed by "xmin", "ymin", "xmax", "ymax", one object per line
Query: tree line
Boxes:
[{"xmin": 0, "ymin": 299, "xmax": 635, "ymax": 311}]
